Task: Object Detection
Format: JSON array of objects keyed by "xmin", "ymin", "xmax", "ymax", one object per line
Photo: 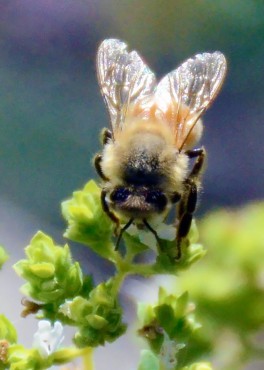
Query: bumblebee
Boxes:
[{"xmin": 94, "ymin": 39, "xmax": 227, "ymax": 258}]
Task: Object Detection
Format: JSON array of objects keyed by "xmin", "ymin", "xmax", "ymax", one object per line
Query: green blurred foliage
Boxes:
[
  {"xmin": 176, "ymin": 203, "xmax": 264, "ymax": 368},
  {"xmin": 0, "ymin": 316, "xmax": 17, "ymax": 345},
  {"xmin": 0, "ymin": 247, "xmax": 8, "ymax": 270},
  {"xmin": 98, "ymin": 0, "xmax": 264, "ymax": 96}
]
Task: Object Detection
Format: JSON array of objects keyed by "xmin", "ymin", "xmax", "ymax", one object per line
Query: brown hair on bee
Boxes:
[{"xmin": 94, "ymin": 39, "xmax": 227, "ymax": 259}]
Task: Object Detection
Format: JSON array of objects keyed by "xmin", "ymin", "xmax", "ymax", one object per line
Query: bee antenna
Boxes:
[
  {"xmin": 143, "ymin": 219, "xmax": 160, "ymax": 247},
  {"xmin": 115, "ymin": 218, "xmax": 134, "ymax": 250}
]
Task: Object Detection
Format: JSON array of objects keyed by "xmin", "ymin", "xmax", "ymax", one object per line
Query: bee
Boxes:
[{"xmin": 94, "ymin": 39, "xmax": 227, "ymax": 258}]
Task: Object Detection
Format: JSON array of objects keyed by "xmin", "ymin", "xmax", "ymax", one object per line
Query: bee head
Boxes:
[{"xmin": 109, "ymin": 186, "xmax": 168, "ymax": 218}]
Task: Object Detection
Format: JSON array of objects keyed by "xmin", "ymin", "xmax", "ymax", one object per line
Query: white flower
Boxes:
[
  {"xmin": 126, "ymin": 222, "xmax": 176, "ymax": 251},
  {"xmin": 127, "ymin": 224, "xmax": 157, "ymax": 251},
  {"xmin": 59, "ymin": 300, "xmax": 72, "ymax": 318},
  {"xmin": 156, "ymin": 223, "xmax": 176, "ymax": 241},
  {"xmin": 33, "ymin": 320, "xmax": 64, "ymax": 358},
  {"xmin": 159, "ymin": 332, "xmax": 185, "ymax": 369},
  {"xmin": 139, "ymin": 230, "xmax": 158, "ymax": 251}
]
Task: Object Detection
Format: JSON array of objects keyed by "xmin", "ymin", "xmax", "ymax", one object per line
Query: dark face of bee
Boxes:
[{"xmin": 110, "ymin": 186, "xmax": 168, "ymax": 217}]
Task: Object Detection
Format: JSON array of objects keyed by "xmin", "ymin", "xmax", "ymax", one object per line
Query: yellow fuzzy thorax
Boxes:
[{"xmin": 101, "ymin": 119, "xmax": 189, "ymax": 194}]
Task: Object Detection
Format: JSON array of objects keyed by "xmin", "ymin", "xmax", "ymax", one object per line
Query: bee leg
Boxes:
[
  {"xmin": 178, "ymin": 147, "xmax": 206, "ymax": 218},
  {"xmin": 101, "ymin": 128, "xmax": 112, "ymax": 145},
  {"xmin": 171, "ymin": 192, "xmax": 181, "ymax": 204},
  {"xmin": 176, "ymin": 181, "xmax": 197, "ymax": 259},
  {"xmin": 186, "ymin": 147, "xmax": 205, "ymax": 159},
  {"xmin": 115, "ymin": 218, "xmax": 134, "ymax": 250},
  {"xmin": 94, "ymin": 154, "xmax": 109, "ymax": 181},
  {"xmin": 185, "ymin": 147, "xmax": 206, "ymax": 179},
  {"xmin": 143, "ymin": 219, "xmax": 161, "ymax": 249},
  {"xmin": 176, "ymin": 148, "xmax": 206, "ymax": 259},
  {"xmin": 101, "ymin": 189, "xmax": 120, "ymax": 237}
]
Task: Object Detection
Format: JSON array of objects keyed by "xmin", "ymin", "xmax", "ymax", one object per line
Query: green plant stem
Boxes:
[
  {"xmin": 53, "ymin": 347, "xmax": 94, "ymax": 366},
  {"xmin": 111, "ymin": 255, "xmax": 158, "ymax": 297},
  {"xmin": 82, "ymin": 347, "xmax": 94, "ymax": 370},
  {"xmin": 116, "ymin": 256, "xmax": 155, "ymax": 276}
]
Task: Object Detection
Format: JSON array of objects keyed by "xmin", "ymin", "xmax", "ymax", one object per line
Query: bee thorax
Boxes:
[
  {"xmin": 124, "ymin": 150, "xmax": 163, "ymax": 186},
  {"xmin": 120, "ymin": 131, "xmax": 174, "ymax": 186},
  {"xmin": 101, "ymin": 126, "xmax": 189, "ymax": 193}
]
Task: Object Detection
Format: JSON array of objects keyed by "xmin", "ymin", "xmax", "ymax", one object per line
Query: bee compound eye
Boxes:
[
  {"xmin": 110, "ymin": 188, "xmax": 130, "ymax": 202},
  {"xmin": 145, "ymin": 190, "xmax": 167, "ymax": 209}
]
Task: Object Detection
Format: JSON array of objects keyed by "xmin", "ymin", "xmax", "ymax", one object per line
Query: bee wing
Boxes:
[
  {"xmin": 155, "ymin": 52, "xmax": 227, "ymax": 150},
  {"xmin": 96, "ymin": 39, "xmax": 157, "ymax": 137}
]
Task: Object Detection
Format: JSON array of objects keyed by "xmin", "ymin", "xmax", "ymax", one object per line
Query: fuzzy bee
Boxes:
[{"xmin": 94, "ymin": 39, "xmax": 227, "ymax": 258}]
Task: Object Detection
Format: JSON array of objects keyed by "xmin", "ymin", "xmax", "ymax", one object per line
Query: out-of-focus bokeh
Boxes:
[{"xmin": 0, "ymin": 1, "xmax": 263, "ymax": 367}]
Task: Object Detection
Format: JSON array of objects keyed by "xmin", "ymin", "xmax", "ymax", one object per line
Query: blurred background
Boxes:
[{"xmin": 0, "ymin": 0, "xmax": 263, "ymax": 368}]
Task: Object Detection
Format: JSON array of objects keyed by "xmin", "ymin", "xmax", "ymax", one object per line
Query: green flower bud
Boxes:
[
  {"xmin": 86, "ymin": 314, "xmax": 108, "ymax": 330},
  {"xmin": 62, "ymin": 180, "xmax": 115, "ymax": 259},
  {"xmin": 14, "ymin": 232, "xmax": 83, "ymax": 305},
  {"xmin": 7, "ymin": 346, "xmax": 45, "ymax": 370},
  {"xmin": 29, "ymin": 263, "xmax": 55, "ymax": 279},
  {"xmin": 138, "ymin": 288, "xmax": 201, "ymax": 355},
  {"xmin": 60, "ymin": 282, "xmax": 126, "ymax": 347}
]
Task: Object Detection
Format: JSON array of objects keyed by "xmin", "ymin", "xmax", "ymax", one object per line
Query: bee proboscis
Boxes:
[{"xmin": 94, "ymin": 39, "xmax": 227, "ymax": 259}]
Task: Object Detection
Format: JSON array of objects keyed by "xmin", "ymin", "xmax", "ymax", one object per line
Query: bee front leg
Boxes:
[
  {"xmin": 101, "ymin": 189, "xmax": 120, "ymax": 238},
  {"xmin": 175, "ymin": 147, "xmax": 206, "ymax": 259},
  {"xmin": 94, "ymin": 129, "xmax": 113, "ymax": 180},
  {"xmin": 101, "ymin": 128, "xmax": 112, "ymax": 145},
  {"xmin": 94, "ymin": 154, "xmax": 109, "ymax": 181},
  {"xmin": 186, "ymin": 147, "xmax": 206, "ymax": 177}
]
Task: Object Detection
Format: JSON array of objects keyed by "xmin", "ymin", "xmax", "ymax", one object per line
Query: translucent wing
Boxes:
[
  {"xmin": 155, "ymin": 52, "xmax": 227, "ymax": 150},
  {"xmin": 96, "ymin": 39, "xmax": 156, "ymax": 137}
]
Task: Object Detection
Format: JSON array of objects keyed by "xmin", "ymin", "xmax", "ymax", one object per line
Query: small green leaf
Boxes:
[
  {"xmin": 29, "ymin": 263, "xmax": 55, "ymax": 278},
  {"xmin": 86, "ymin": 314, "xmax": 108, "ymax": 329},
  {"xmin": 0, "ymin": 315, "xmax": 17, "ymax": 344},
  {"xmin": 0, "ymin": 246, "xmax": 8, "ymax": 269},
  {"xmin": 138, "ymin": 350, "xmax": 159, "ymax": 370},
  {"xmin": 181, "ymin": 362, "xmax": 213, "ymax": 370}
]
